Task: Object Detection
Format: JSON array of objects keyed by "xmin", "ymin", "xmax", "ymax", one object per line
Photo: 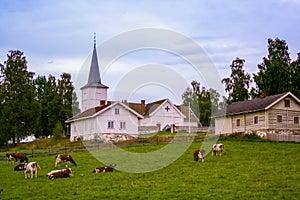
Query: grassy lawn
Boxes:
[{"xmin": 0, "ymin": 137, "xmax": 299, "ymax": 199}]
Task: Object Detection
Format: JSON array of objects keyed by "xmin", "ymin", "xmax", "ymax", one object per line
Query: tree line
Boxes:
[
  {"xmin": 0, "ymin": 50, "xmax": 80, "ymax": 146},
  {"xmin": 182, "ymin": 38, "xmax": 300, "ymax": 126}
]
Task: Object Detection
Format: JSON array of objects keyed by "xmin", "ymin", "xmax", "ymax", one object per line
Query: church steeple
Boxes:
[
  {"xmin": 82, "ymin": 33, "xmax": 108, "ymax": 89},
  {"xmin": 80, "ymin": 34, "xmax": 109, "ymax": 111}
]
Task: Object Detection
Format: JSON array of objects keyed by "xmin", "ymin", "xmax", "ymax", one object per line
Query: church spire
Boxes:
[
  {"xmin": 81, "ymin": 33, "xmax": 108, "ymax": 89},
  {"xmin": 94, "ymin": 32, "xmax": 96, "ymax": 48}
]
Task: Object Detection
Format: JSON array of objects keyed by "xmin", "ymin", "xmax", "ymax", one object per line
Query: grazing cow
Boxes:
[
  {"xmin": 24, "ymin": 161, "xmax": 40, "ymax": 179},
  {"xmin": 6, "ymin": 153, "xmax": 17, "ymax": 164},
  {"xmin": 14, "ymin": 163, "xmax": 26, "ymax": 171},
  {"xmin": 212, "ymin": 144, "xmax": 224, "ymax": 156},
  {"xmin": 193, "ymin": 149, "xmax": 205, "ymax": 162},
  {"xmin": 47, "ymin": 168, "xmax": 73, "ymax": 179},
  {"xmin": 93, "ymin": 164, "xmax": 116, "ymax": 173},
  {"xmin": 9, "ymin": 152, "xmax": 28, "ymax": 163},
  {"xmin": 55, "ymin": 154, "xmax": 77, "ymax": 167}
]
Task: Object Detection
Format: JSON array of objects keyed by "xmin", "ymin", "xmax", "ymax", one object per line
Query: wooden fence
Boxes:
[
  {"xmin": 266, "ymin": 133, "xmax": 300, "ymax": 142},
  {"xmin": 0, "ymin": 135, "xmax": 202, "ymax": 161}
]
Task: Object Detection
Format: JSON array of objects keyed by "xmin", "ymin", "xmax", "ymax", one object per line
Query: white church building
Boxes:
[{"xmin": 66, "ymin": 40, "xmax": 201, "ymax": 141}]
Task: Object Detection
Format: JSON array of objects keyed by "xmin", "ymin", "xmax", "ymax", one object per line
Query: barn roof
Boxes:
[{"xmin": 213, "ymin": 92, "xmax": 300, "ymax": 118}]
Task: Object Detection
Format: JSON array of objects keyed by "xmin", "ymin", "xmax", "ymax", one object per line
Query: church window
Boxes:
[{"xmin": 108, "ymin": 121, "xmax": 114, "ymax": 129}]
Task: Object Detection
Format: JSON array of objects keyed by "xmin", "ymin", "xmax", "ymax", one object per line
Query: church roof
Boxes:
[{"xmin": 81, "ymin": 38, "xmax": 108, "ymax": 89}]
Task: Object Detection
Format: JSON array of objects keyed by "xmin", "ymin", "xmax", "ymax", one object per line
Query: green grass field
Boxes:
[{"xmin": 0, "ymin": 137, "xmax": 300, "ymax": 199}]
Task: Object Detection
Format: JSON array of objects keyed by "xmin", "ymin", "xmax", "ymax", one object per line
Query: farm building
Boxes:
[
  {"xmin": 213, "ymin": 92, "xmax": 300, "ymax": 135},
  {"xmin": 66, "ymin": 39, "xmax": 201, "ymax": 141}
]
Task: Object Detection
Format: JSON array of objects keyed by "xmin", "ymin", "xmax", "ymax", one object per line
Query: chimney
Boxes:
[
  {"xmin": 141, "ymin": 100, "xmax": 145, "ymax": 115},
  {"xmin": 100, "ymin": 100, "xmax": 106, "ymax": 107}
]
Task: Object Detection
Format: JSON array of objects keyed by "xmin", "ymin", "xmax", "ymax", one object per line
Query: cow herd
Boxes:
[
  {"xmin": 5, "ymin": 143, "xmax": 224, "ymax": 180},
  {"xmin": 193, "ymin": 143, "xmax": 224, "ymax": 162},
  {"xmin": 6, "ymin": 152, "xmax": 115, "ymax": 180}
]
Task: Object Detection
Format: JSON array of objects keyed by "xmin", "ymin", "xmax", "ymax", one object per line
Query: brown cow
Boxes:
[
  {"xmin": 93, "ymin": 164, "xmax": 116, "ymax": 173},
  {"xmin": 193, "ymin": 149, "xmax": 205, "ymax": 162},
  {"xmin": 47, "ymin": 168, "xmax": 73, "ymax": 179},
  {"xmin": 6, "ymin": 153, "xmax": 17, "ymax": 164},
  {"xmin": 9, "ymin": 153, "xmax": 28, "ymax": 163},
  {"xmin": 55, "ymin": 154, "xmax": 77, "ymax": 167}
]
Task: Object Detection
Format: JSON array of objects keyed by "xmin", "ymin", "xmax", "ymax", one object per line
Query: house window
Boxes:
[
  {"xmin": 254, "ymin": 116, "xmax": 258, "ymax": 124},
  {"xmin": 108, "ymin": 121, "xmax": 114, "ymax": 129},
  {"xmin": 120, "ymin": 121, "xmax": 126, "ymax": 130},
  {"xmin": 236, "ymin": 119, "xmax": 240, "ymax": 127},
  {"xmin": 294, "ymin": 117, "xmax": 299, "ymax": 124},
  {"xmin": 284, "ymin": 100, "xmax": 290, "ymax": 107},
  {"xmin": 277, "ymin": 115, "xmax": 282, "ymax": 123},
  {"xmin": 115, "ymin": 108, "xmax": 120, "ymax": 115}
]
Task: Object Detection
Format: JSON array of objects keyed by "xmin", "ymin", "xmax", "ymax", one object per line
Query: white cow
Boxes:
[
  {"xmin": 212, "ymin": 144, "xmax": 224, "ymax": 156},
  {"xmin": 24, "ymin": 162, "xmax": 40, "ymax": 179}
]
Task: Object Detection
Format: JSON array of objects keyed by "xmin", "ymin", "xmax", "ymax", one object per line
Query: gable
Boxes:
[
  {"xmin": 66, "ymin": 102, "xmax": 143, "ymax": 123},
  {"xmin": 147, "ymin": 99, "xmax": 185, "ymax": 118}
]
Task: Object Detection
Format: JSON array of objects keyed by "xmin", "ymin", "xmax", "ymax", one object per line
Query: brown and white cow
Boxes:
[
  {"xmin": 55, "ymin": 154, "xmax": 77, "ymax": 167},
  {"xmin": 8, "ymin": 152, "xmax": 28, "ymax": 163},
  {"xmin": 212, "ymin": 144, "xmax": 224, "ymax": 156},
  {"xmin": 93, "ymin": 164, "xmax": 116, "ymax": 173},
  {"xmin": 24, "ymin": 161, "xmax": 40, "ymax": 179},
  {"xmin": 6, "ymin": 153, "xmax": 17, "ymax": 164},
  {"xmin": 47, "ymin": 168, "xmax": 73, "ymax": 179},
  {"xmin": 193, "ymin": 149, "xmax": 205, "ymax": 162}
]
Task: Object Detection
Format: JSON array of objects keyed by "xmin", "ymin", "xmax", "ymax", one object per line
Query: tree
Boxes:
[
  {"xmin": 291, "ymin": 53, "xmax": 300, "ymax": 98},
  {"xmin": 182, "ymin": 81, "xmax": 221, "ymax": 126},
  {"xmin": 72, "ymin": 91, "xmax": 81, "ymax": 116},
  {"xmin": 53, "ymin": 121, "xmax": 63, "ymax": 141},
  {"xmin": 35, "ymin": 73, "xmax": 80, "ymax": 138},
  {"xmin": 252, "ymin": 38, "xmax": 292, "ymax": 97},
  {"xmin": 58, "ymin": 73, "xmax": 74, "ymax": 134},
  {"xmin": 222, "ymin": 57, "xmax": 251, "ymax": 103},
  {"xmin": 0, "ymin": 50, "xmax": 39, "ymax": 145}
]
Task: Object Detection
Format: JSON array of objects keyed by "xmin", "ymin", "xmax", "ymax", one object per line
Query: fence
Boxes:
[
  {"xmin": 0, "ymin": 134, "xmax": 204, "ymax": 161},
  {"xmin": 266, "ymin": 133, "xmax": 300, "ymax": 142}
]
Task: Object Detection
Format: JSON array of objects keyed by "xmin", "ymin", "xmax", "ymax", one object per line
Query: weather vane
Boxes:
[{"xmin": 94, "ymin": 32, "xmax": 96, "ymax": 47}]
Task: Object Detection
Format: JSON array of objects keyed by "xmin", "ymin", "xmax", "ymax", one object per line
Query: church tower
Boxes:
[{"xmin": 80, "ymin": 34, "xmax": 108, "ymax": 111}]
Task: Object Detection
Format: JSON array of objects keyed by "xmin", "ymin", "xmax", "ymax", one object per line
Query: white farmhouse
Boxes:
[{"xmin": 66, "ymin": 40, "xmax": 201, "ymax": 141}]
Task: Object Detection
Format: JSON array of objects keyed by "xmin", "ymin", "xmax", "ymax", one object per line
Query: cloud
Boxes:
[{"xmin": 1, "ymin": 0, "xmax": 300, "ymax": 103}]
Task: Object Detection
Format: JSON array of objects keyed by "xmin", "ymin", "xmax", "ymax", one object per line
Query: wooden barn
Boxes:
[{"xmin": 213, "ymin": 92, "xmax": 300, "ymax": 135}]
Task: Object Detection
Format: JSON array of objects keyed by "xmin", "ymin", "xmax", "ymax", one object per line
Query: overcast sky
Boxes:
[{"xmin": 0, "ymin": 0, "xmax": 299, "ymax": 104}]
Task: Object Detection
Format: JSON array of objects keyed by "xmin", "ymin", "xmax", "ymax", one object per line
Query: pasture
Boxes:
[{"xmin": 0, "ymin": 137, "xmax": 300, "ymax": 199}]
